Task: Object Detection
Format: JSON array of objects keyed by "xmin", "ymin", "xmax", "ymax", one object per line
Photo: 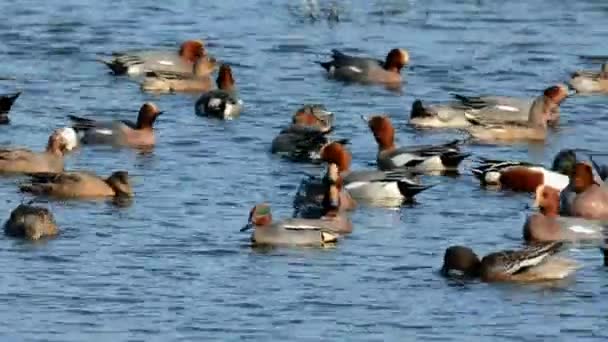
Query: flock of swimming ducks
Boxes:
[{"xmin": 1, "ymin": 39, "xmax": 608, "ymax": 284}]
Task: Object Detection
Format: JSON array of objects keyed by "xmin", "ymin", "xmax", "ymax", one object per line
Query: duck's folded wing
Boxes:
[
  {"xmin": 330, "ymin": 49, "xmax": 383, "ymax": 68},
  {"xmin": 26, "ymin": 172, "xmax": 82, "ymax": 184},
  {"xmin": 486, "ymin": 242, "xmax": 564, "ymax": 276},
  {"xmin": 0, "ymin": 148, "xmax": 33, "ymax": 161},
  {"xmin": 0, "ymin": 92, "xmax": 21, "ymax": 113}
]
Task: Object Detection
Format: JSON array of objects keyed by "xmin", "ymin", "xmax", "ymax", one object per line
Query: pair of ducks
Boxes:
[
  {"xmin": 411, "ymin": 84, "xmax": 570, "ymax": 142},
  {"xmin": 100, "ymin": 39, "xmax": 242, "ymax": 120}
]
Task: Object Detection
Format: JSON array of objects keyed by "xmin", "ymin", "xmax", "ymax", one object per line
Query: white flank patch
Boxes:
[
  {"xmin": 208, "ymin": 98, "xmax": 222, "ymax": 109},
  {"xmin": 568, "ymin": 225, "xmax": 596, "ymax": 234},
  {"xmin": 285, "ymin": 224, "xmax": 319, "ymax": 230},
  {"xmin": 347, "ymin": 66, "xmax": 362, "ymax": 73},
  {"xmin": 390, "ymin": 153, "xmax": 417, "ymax": 167},
  {"xmin": 539, "ymin": 168, "xmax": 570, "ymax": 191},
  {"xmin": 345, "ymin": 181, "xmax": 367, "ymax": 190},
  {"xmin": 95, "ymin": 128, "xmax": 113, "ymax": 136},
  {"xmin": 495, "ymin": 105, "xmax": 519, "ymax": 112},
  {"xmin": 485, "ymin": 171, "xmax": 501, "ymax": 184},
  {"xmin": 158, "ymin": 60, "xmax": 174, "ymax": 66},
  {"xmin": 224, "ymin": 103, "xmax": 234, "ymax": 116}
]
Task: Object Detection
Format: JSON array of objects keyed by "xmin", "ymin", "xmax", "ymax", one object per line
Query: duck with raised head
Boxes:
[
  {"xmin": 4, "ymin": 204, "xmax": 58, "ymax": 240},
  {"xmin": 242, "ymin": 164, "xmax": 351, "ymax": 247},
  {"xmin": 195, "ymin": 64, "xmax": 242, "ymax": 120},
  {"xmin": 293, "ymin": 142, "xmax": 432, "ymax": 215},
  {"xmin": 441, "ymin": 242, "xmax": 578, "ymax": 282},
  {"xmin": 20, "ymin": 171, "xmax": 133, "ymax": 199},
  {"xmin": 99, "ymin": 40, "xmax": 207, "ymax": 76},
  {"xmin": 318, "ymin": 48, "xmax": 409, "ymax": 86},
  {"xmin": 140, "ymin": 55, "xmax": 217, "ymax": 93},
  {"xmin": 561, "ymin": 162, "xmax": 608, "ymax": 220},
  {"xmin": 364, "ymin": 115, "xmax": 469, "ymax": 172},
  {"xmin": 0, "ymin": 131, "xmax": 68, "ymax": 174},
  {"xmin": 523, "ymin": 185, "xmax": 606, "ymax": 243},
  {"xmin": 271, "ymin": 104, "xmax": 348, "ymax": 162},
  {"xmin": 569, "ymin": 63, "xmax": 608, "ymax": 94},
  {"xmin": 0, "ymin": 92, "xmax": 21, "ymax": 124},
  {"xmin": 409, "ymin": 84, "xmax": 569, "ymax": 128},
  {"xmin": 67, "ymin": 102, "xmax": 162, "ymax": 148}
]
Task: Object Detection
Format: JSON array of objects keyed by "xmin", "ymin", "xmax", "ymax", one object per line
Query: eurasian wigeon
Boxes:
[
  {"xmin": 364, "ymin": 115, "xmax": 470, "ymax": 172},
  {"xmin": 441, "ymin": 242, "xmax": 578, "ymax": 282},
  {"xmin": 523, "ymin": 185, "xmax": 605, "ymax": 243},
  {"xmin": 4, "ymin": 204, "xmax": 58, "ymax": 241},
  {"xmin": 241, "ymin": 167, "xmax": 352, "ymax": 246},
  {"xmin": 294, "ymin": 142, "xmax": 432, "ymax": 211},
  {"xmin": 195, "ymin": 64, "xmax": 242, "ymax": 120},
  {"xmin": 99, "ymin": 40, "xmax": 206, "ymax": 76},
  {"xmin": 20, "ymin": 171, "xmax": 133, "ymax": 199},
  {"xmin": 68, "ymin": 102, "xmax": 162, "ymax": 148},
  {"xmin": 410, "ymin": 85, "xmax": 569, "ymax": 128},
  {"xmin": 140, "ymin": 55, "xmax": 217, "ymax": 93},
  {"xmin": 0, "ymin": 92, "xmax": 21, "ymax": 124},
  {"xmin": 271, "ymin": 104, "xmax": 348, "ymax": 163},
  {"xmin": 564, "ymin": 162, "xmax": 608, "ymax": 220},
  {"xmin": 0, "ymin": 131, "xmax": 68, "ymax": 174},
  {"xmin": 568, "ymin": 63, "xmax": 608, "ymax": 94},
  {"xmin": 318, "ymin": 48, "xmax": 409, "ymax": 86},
  {"xmin": 471, "ymin": 150, "xmax": 575, "ymax": 192},
  {"xmin": 462, "ymin": 91, "xmax": 555, "ymax": 142}
]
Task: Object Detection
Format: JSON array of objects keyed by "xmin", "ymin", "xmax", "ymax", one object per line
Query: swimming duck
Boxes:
[
  {"xmin": 563, "ymin": 162, "xmax": 608, "ymax": 220},
  {"xmin": 140, "ymin": 55, "xmax": 217, "ymax": 93},
  {"xmin": 441, "ymin": 241, "xmax": 577, "ymax": 282},
  {"xmin": 523, "ymin": 185, "xmax": 606, "ymax": 243},
  {"xmin": 68, "ymin": 102, "xmax": 162, "ymax": 148},
  {"xmin": 0, "ymin": 92, "xmax": 21, "ymax": 124},
  {"xmin": 0, "ymin": 131, "xmax": 68, "ymax": 174},
  {"xmin": 568, "ymin": 63, "xmax": 608, "ymax": 94},
  {"xmin": 410, "ymin": 84, "xmax": 569, "ymax": 128},
  {"xmin": 99, "ymin": 40, "xmax": 206, "ymax": 76},
  {"xmin": 364, "ymin": 115, "xmax": 470, "ymax": 172},
  {"xmin": 461, "ymin": 90, "xmax": 555, "ymax": 142},
  {"xmin": 242, "ymin": 164, "xmax": 351, "ymax": 246},
  {"xmin": 20, "ymin": 171, "xmax": 133, "ymax": 199},
  {"xmin": 471, "ymin": 149, "xmax": 576, "ymax": 192},
  {"xmin": 271, "ymin": 104, "xmax": 348, "ymax": 162},
  {"xmin": 318, "ymin": 48, "xmax": 409, "ymax": 86},
  {"xmin": 4, "ymin": 204, "xmax": 58, "ymax": 240},
  {"xmin": 195, "ymin": 64, "xmax": 242, "ymax": 120},
  {"xmin": 293, "ymin": 142, "xmax": 432, "ymax": 213}
]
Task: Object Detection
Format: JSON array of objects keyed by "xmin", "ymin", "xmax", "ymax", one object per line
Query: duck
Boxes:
[
  {"xmin": 523, "ymin": 185, "xmax": 606, "ymax": 243},
  {"xmin": 410, "ymin": 84, "xmax": 569, "ymax": 128},
  {"xmin": 271, "ymin": 104, "xmax": 348, "ymax": 162},
  {"xmin": 194, "ymin": 64, "xmax": 242, "ymax": 120},
  {"xmin": 441, "ymin": 241, "xmax": 578, "ymax": 282},
  {"xmin": 562, "ymin": 162, "xmax": 608, "ymax": 220},
  {"xmin": 20, "ymin": 171, "xmax": 133, "ymax": 199},
  {"xmin": 0, "ymin": 131, "xmax": 68, "ymax": 174},
  {"xmin": 461, "ymin": 91, "xmax": 555, "ymax": 142},
  {"xmin": 241, "ymin": 164, "xmax": 352, "ymax": 246},
  {"xmin": 67, "ymin": 102, "xmax": 162, "ymax": 148},
  {"xmin": 0, "ymin": 92, "xmax": 21, "ymax": 124},
  {"xmin": 99, "ymin": 40, "xmax": 206, "ymax": 76},
  {"xmin": 471, "ymin": 149, "xmax": 576, "ymax": 192},
  {"xmin": 568, "ymin": 63, "xmax": 608, "ymax": 94},
  {"xmin": 318, "ymin": 48, "xmax": 409, "ymax": 86},
  {"xmin": 140, "ymin": 55, "xmax": 217, "ymax": 93},
  {"xmin": 4, "ymin": 204, "xmax": 58, "ymax": 240},
  {"xmin": 54, "ymin": 127, "xmax": 79, "ymax": 152},
  {"xmin": 364, "ymin": 115, "xmax": 470, "ymax": 172},
  {"xmin": 293, "ymin": 142, "xmax": 432, "ymax": 214}
]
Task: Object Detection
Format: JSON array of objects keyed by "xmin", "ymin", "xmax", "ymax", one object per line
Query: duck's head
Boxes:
[
  {"xmin": 534, "ymin": 185, "xmax": 560, "ymax": 216},
  {"xmin": 216, "ymin": 64, "xmax": 235, "ymax": 90},
  {"xmin": 441, "ymin": 245, "xmax": 481, "ymax": 277},
  {"xmin": 384, "ymin": 48, "xmax": 409, "ymax": 73},
  {"xmin": 179, "ymin": 40, "xmax": 205, "ymax": 63},
  {"xmin": 106, "ymin": 171, "xmax": 133, "ymax": 198},
  {"xmin": 364, "ymin": 115, "xmax": 395, "ymax": 150},
  {"xmin": 292, "ymin": 104, "xmax": 334, "ymax": 132},
  {"xmin": 573, "ymin": 162, "xmax": 597, "ymax": 194},
  {"xmin": 241, "ymin": 203, "xmax": 272, "ymax": 232},
  {"xmin": 552, "ymin": 149, "xmax": 577, "ymax": 176},
  {"xmin": 136, "ymin": 102, "xmax": 163, "ymax": 129},
  {"xmin": 319, "ymin": 141, "xmax": 351, "ymax": 173}
]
